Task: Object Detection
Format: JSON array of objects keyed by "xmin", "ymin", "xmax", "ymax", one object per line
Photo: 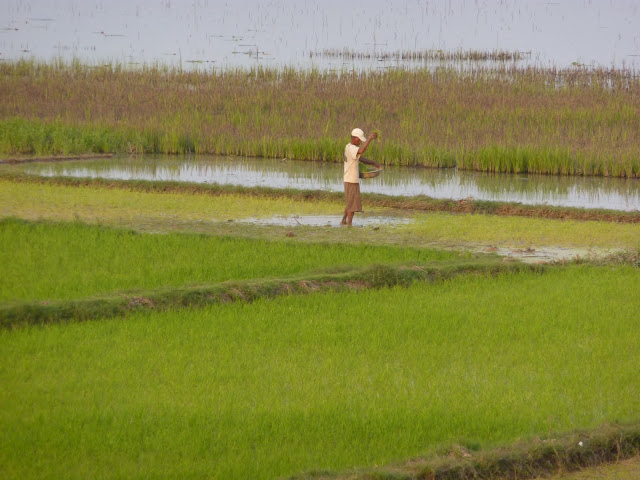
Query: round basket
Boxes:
[{"xmin": 359, "ymin": 168, "xmax": 382, "ymax": 179}]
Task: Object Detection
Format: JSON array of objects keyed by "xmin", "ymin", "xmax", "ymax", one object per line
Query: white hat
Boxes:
[{"xmin": 351, "ymin": 128, "xmax": 367, "ymax": 142}]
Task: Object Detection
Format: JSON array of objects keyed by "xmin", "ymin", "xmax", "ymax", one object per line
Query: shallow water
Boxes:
[
  {"xmin": 475, "ymin": 245, "xmax": 621, "ymax": 265},
  {"xmin": 236, "ymin": 214, "xmax": 412, "ymax": 228},
  {"xmin": 1, "ymin": 0, "xmax": 639, "ymax": 70},
  {"xmin": 9, "ymin": 155, "xmax": 640, "ymax": 212},
  {"xmin": 232, "ymin": 215, "xmax": 625, "ymax": 264}
]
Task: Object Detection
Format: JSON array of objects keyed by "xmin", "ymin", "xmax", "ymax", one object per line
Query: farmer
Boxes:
[{"xmin": 341, "ymin": 128, "xmax": 380, "ymax": 226}]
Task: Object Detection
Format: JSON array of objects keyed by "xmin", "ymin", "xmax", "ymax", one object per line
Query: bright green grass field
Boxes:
[
  {"xmin": 1, "ymin": 266, "xmax": 638, "ymax": 479},
  {"xmin": 0, "ymin": 218, "xmax": 458, "ymax": 302}
]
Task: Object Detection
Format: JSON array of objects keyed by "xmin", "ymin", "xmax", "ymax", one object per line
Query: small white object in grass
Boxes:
[{"xmin": 578, "ymin": 441, "xmax": 583, "ymax": 447}]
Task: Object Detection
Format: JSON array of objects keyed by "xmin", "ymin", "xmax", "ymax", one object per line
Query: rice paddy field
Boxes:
[
  {"xmin": 0, "ymin": 218, "xmax": 459, "ymax": 303},
  {"xmin": 1, "ymin": 37, "xmax": 640, "ymax": 479},
  {"xmin": 1, "ymin": 257, "xmax": 639, "ymax": 479},
  {"xmin": 1, "ymin": 174, "xmax": 639, "ymax": 479}
]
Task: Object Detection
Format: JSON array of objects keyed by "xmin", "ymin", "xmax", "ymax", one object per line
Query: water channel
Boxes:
[{"xmin": 8, "ymin": 155, "xmax": 640, "ymax": 212}]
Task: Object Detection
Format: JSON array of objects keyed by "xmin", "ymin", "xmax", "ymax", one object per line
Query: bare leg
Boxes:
[
  {"xmin": 347, "ymin": 212, "xmax": 354, "ymax": 226},
  {"xmin": 341, "ymin": 208, "xmax": 348, "ymax": 225}
]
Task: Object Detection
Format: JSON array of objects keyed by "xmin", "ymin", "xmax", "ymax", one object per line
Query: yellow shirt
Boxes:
[{"xmin": 343, "ymin": 143, "xmax": 360, "ymax": 183}]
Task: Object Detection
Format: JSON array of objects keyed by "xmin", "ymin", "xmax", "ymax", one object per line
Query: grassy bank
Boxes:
[
  {"xmin": 535, "ymin": 455, "xmax": 640, "ymax": 480},
  {"xmin": 327, "ymin": 424, "xmax": 640, "ymax": 480},
  {"xmin": 1, "ymin": 265, "xmax": 638, "ymax": 479},
  {"xmin": 1, "ymin": 60, "xmax": 639, "ymax": 176}
]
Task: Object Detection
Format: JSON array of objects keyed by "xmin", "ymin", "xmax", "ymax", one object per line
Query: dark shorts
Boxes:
[{"xmin": 344, "ymin": 182, "xmax": 362, "ymax": 213}]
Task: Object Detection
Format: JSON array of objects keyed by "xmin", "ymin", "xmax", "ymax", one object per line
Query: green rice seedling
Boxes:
[
  {"xmin": 0, "ymin": 265, "xmax": 638, "ymax": 479},
  {"xmin": 0, "ymin": 178, "xmax": 345, "ymax": 224},
  {"xmin": 401, "ymin": 212, "xmax": 640, "ymax": 248},
  {"xmin": 0, "ymin": 218, "xmax": 458, "ymax": 302}
]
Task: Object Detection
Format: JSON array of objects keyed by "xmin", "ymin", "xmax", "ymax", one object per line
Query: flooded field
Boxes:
[
  {"xmin": 1, "ymin": 0, "xmax": 639, "ymax": 70},
  {"xmin": 8, "ymin": 155, "xmax": 640, "ymax": 211}
]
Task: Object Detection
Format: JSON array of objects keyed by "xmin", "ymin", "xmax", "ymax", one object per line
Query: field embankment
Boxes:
[
  {"xmin": 536, "ymin": 455, "xmax": 640, "ymax": 480},
  {"xmin": 317, "ymin": 424, "xmax": 640, "ymax": 480},
  {"xmin": 1, "ymin": 60, "xmax": 639, "ymax": 176}
]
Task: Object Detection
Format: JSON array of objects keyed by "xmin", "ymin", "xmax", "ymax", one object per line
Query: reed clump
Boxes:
[
  {"xmin": 1, "ymin": 59, "xmax": 639, "ymax": 176},
  {"xmin": 310, "ymin": 47, "xmax": 528, "ymax": 62}
]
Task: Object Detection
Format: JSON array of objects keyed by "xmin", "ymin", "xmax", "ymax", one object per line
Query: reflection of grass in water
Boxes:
[
  {"xmin": 312, "ymin": 47, "xmax": 527, "ymax": 62},
  {"xmin": 12, "ymin": 156, "xmax": 640, "ymax": 206},
  {"xmin": 1, "ymin": 266, "xmax": 638, "ymax": 479},
  {"xmin": 17, "ymin": 155, "xmax": 346, "ymax": 185},
  {"xmin": 1, "ymin": 60, "xmax": 639, "ymax": 176},
  {"xmin": 461, "ymin": 171, "xmax": 640, "ymax": 199}
]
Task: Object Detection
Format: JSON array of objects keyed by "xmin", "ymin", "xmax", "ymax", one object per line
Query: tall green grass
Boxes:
[
  {"xmin": 0, "ymin": 218, "xmax": 457, "ymax": 302},
  {"xmin": 1, "ymin": 59, "xmax": 639, "ymax": 176},
  {"xmin": 0, "ymin": 117, "xmax": 146, "ymax": 155},
  {"xmin": 1, "ymin": 265, "xmax": 638, "ymax": 479}
]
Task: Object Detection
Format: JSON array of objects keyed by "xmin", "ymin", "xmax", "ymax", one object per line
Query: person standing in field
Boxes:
[{"xmin": 341, "ymin": 128, "xmax": 380, "ymax": 226}]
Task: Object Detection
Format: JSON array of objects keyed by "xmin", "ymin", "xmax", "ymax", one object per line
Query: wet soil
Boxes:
[{"xmin": 231, "ymin": 213, "xmax": 625, "ymax": 264}]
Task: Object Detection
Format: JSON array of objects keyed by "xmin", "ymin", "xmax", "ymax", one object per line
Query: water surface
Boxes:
[
  {"xmin": 1, "ymin": 0, "xmax": 639, "ymax": 70},
  {"xmin": 9, "ymin": 155, "xmax": 640, "ymax": 212}
]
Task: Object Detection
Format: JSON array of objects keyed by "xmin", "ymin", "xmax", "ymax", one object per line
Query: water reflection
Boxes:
[{"xmin": 12, "ymin": 155, "xmax": 640, "ymax": 212}]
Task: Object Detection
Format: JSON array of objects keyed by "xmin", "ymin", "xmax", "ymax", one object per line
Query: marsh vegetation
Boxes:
[{"xmin": 1, "ymin": 60, "xmax": 639, "ymax": 177}]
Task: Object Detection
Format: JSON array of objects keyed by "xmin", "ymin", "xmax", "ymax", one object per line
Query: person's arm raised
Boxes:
[{"xmin": 357, "ymin": 132, "xmax": 378, "ymax": 155}]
